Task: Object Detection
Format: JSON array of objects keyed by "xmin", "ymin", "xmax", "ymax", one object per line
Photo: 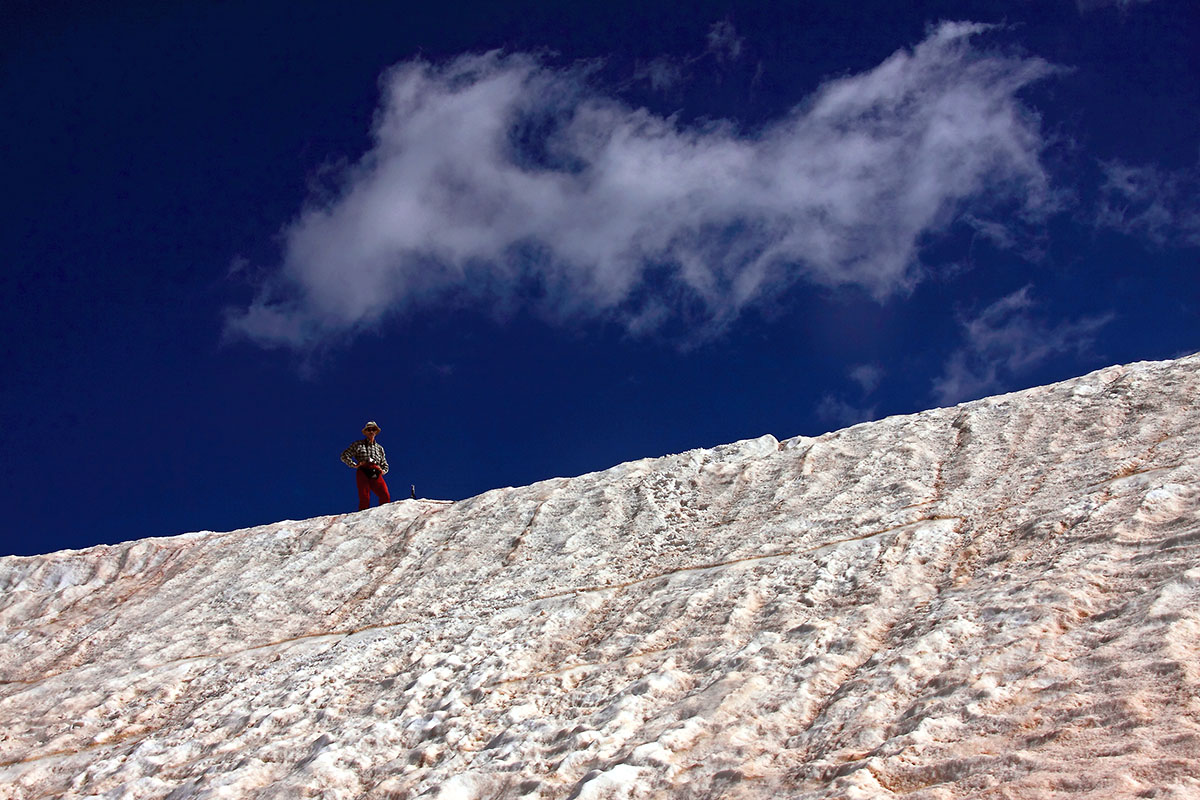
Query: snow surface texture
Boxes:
[{"xmin": 3, "ymin": 356, "xmax": 1200, "ymax": 799}]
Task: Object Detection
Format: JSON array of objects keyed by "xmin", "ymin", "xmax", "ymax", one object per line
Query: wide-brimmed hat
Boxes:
[{"xmin": 362, "ymin": 420, "xmax": 381, "ymax": 433}]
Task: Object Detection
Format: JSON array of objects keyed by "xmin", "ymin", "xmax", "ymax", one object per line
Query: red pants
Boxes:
[{"xmin": 356, "ymin": 468, "xmax": 391, "ymax": 510}]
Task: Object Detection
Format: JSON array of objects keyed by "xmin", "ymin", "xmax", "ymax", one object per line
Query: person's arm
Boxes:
[
  {"xmin": 341, "ymin": 443, "xmax": 359, "ymax": 468},
  {"xmin": 377, "ymin": 445, "xmax": 389, "ymax": 475}
]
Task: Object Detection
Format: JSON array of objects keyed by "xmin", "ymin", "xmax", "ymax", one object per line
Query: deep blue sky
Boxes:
[{"xmin": 3, "ymin": 0, "xmax": 1197, "ymax": 556}]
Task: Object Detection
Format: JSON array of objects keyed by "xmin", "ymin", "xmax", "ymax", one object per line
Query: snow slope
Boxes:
[{"xmin": 3, "ymin": 355, "xmax": 1200, "ymax": 799}]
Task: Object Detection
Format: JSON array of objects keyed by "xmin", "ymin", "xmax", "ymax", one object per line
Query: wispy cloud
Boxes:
[
  {"xmin": 1096, "ymin": 160, "xmax": 1200, "ymax": 247},
  {"xmin": 633, "ymin": 22, "xmax": 744, "ymax": 92},
  {"xmin": 226, "ymin": 22, "xmax": 1059, "ymax": 349},
  {"xmin": 1075, "ymin": 0, "xmax": 1154, "ymax": 12},
  {"xmin": 706, "ymin": 21, "xmax": 745, "ymax": 63},
  {"xmin": 816, "ymin": 395, "xmax": 879, "ymax": 429},
  {"xmin": 633, "ymin": 57, "xmax": 686, "ymax": 92},
  {"xmin": 849, "ymin": 363, "xmax": 885, "ymax": 394},
  {"xmin": 932, "ymin": 286, "xmax": 1113, "ymax": 405},
  {"xmin": 817, "ymin": 362, "xmax": 885, "ymax": 429}
]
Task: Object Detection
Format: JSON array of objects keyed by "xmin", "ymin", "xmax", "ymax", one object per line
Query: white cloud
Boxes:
[
  {"xmin": 1096, "ymin": 161, "xmax": 1200, "ymax": 247},
  {"xmin": 226, "ymin": 22, "xmax": 1059, "ymax": 349},
  {"xmin": 849, "ymin": 363, "xmax": 885, "ymax": 394},
  {"xmin": 932, "ymin": 286, "xmax": 1113, "ymax": 405}
]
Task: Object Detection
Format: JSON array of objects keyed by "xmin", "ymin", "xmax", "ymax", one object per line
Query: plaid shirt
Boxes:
[{"xmin": 341, "ymin": 439, "xmax": 389, "ymax": 475}]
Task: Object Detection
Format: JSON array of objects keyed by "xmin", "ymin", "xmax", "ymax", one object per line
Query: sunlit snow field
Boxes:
[{"xmin": 2, "ymin": 355, "xmax": 1199, "ymax": 798}]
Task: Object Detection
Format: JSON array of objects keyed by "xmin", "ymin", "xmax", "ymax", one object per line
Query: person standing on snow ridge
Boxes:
[{"xmin": 341, "ymin": 420, "xmax": 391, "ymax": 510}]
